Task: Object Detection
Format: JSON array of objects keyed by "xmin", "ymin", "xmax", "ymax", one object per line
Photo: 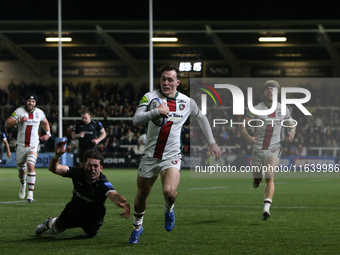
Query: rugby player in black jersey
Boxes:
[{"xmin": 35, "ymin": 140, "xmax": 130, "ymax": 238}]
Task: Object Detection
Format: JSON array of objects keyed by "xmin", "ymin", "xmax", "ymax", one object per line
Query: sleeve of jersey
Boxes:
[
  {"xmin": 133, "ymin": 94, "xmax": 160, "ymax": 126},
  {"xmin": 98, "ymin": 121, "xmax": 104, "ymax": 131},
  {"xmin": 104, "ymin": 181, "xmax": 116, "ymax": 196},
  {"xmin": 190, "ymin": 99, "xmax": 215, "ymax": 145},
  {"xmin": 41, "ymin": 110, "xmax": 46, "ymax": 121},
  {"xmin": 62, "ymin": 166, "xmax": 75, "ymax": 178},
  {"xmin": 11, "ymin": 110, "xmax": 18, "ymax": 121},
  {"xmin": 284, "ymin": 106, "xmax": 291, "ymax": 119}
]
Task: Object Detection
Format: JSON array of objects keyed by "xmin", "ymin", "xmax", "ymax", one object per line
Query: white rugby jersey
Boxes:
[
  {"xmin": 11, "ymin": 106, "xmax": 46, "ymax": 147},
  {"xmin": 246, "ymin": 101, "xmax": 292, "ymax": 150},
  {"xmin": 138, "ymin": 89, "xmax": 198, "ymax": 160}
]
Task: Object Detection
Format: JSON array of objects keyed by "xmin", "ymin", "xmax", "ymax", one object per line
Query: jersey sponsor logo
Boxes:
[
  {"xmin": 139, "ymin": 96, "xmax": 148, "ymax": 104},
  {"xmin": 83, "ymin": 131, "xmax": 94, "ymax": 134},
  {"xmin": 179, "ymin": 104, "xmax": 185, "ymax": 111},
  {"xmin": 168, "ymin": 113, "xmax": 184, "ymax": 118},
  {"xmin": 75, "ymin": 190, "xmax": 94, "ymax": 203}
]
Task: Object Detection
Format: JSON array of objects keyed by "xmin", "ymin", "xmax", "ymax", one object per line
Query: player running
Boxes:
[
  {"xmin": 128, "ymin": 64, "xmax": 222, "ymax": 244},
  {"xmin": 239, "ymin": 80, "xmax": 296, "ymax": 220},
  {"xmin": 72, "ymin": 109, "xmax": 106, "ymax": 167},
  {"xmin": 5, "ymin": 94, "xmax": 51, "ymax": 202}
]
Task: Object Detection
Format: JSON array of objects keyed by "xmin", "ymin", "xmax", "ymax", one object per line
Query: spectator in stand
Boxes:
[
  {"xmin": 297, "ymin": 143, "xmax": 307, "ymax": 156},
  {"xmin": 182, "ymin": 133, "xmax": 190, "ymax": 154},
  {"xmin": 103, "ymin": 137, "xmax": 112, "ymax": 153},
  {"xmin": 314, "ymin": 134, "xmax": 324, "ymax": 147},
  {"xmin": 130, "ymin": 135, "xmax": 139, "ymax": 146},
  {"xmin": 19, "ymin": 80, "xmax": 28, "ymax": 95}
]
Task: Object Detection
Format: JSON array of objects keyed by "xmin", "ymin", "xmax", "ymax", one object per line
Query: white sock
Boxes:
[
  {"xmin": 133, "ymin": 211, "xmax": 145, "ymax": 231},
  {"xmin": 164, "ymin": 203, "xmax": 174, "ymax": 213},
  {"xmin": 27, "ymin": 172, "xmax": 36, "ymax": 193},
  {"xmin": 263, "ymin": 198, "xmax": 272, "ymax": 211},
  {"xmin": 18, "ymin": 171, "xmax": 26, "ymax": 184},
  {"xmin": 48, "ymin": 217, "xmax": 57, "ymax": 230}
]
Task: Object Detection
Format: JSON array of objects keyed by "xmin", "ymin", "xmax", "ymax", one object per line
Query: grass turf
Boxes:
[{"xmin": 0, "ymin": 168, "xmax": 339, "ymax": 254}]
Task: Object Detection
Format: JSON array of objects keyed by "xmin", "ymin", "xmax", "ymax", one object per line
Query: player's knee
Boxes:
[
  {"xmin": 254, "ymin": 178, "xmax": 262, "ymax": 185},
  {"xmin": 27, "ymin": 154, "xmax": 37, "ymax": 165},
  {"xmin": 163, "ymin": 189, "xmax": 177, "ymax": 201},
  {"xmin": 265, "ymin": 177, "xmax": 274, "ymax": 184},
  {"xmin": 18, "ymin": 164, "xmax": 27, "ymax": 172}
]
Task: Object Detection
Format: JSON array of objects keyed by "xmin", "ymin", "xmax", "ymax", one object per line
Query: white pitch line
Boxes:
[
  {"xmin": 147, "ymin": 204, "xmax": 340, "ymax": 210},
  {"xmin": 0, "ymin": 200, "xmax": 27, "ymax": 204},
  {"xmin": 187, "ymin": 186, "xmax": 227, "ymax": 190},
  {"xmin": 2, "ymin": 201, "xmax": 339, "ymax": 210},
  {"xmin": 309, "ymin": 179, "xmax": 330, "ymax": 182}
]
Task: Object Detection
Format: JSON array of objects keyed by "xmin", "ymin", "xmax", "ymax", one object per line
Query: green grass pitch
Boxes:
[{"xmin": 0, "ymin": 168, "xmax": 339, "ymax": 254}]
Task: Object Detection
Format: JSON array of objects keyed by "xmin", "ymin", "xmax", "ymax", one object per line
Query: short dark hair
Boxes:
[
  {"xmin": 160, "ymin": 64, "xmax": 181, "ymax": 80},
  {"xmin": 83, "ymin": 149, "xmax": 104, "ymax": 165},
  {"xmin": 81, "ymin": 109, "xmax": 91, "ymax": 115}
]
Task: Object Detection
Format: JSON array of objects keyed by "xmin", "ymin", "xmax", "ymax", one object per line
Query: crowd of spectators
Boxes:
[{"xmin": 1, "ymin": 79, "xmax": 340, "ymax": 158}]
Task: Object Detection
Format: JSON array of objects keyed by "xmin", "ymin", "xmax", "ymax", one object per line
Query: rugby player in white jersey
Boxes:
[
  {"xmin": 128, "ymin": 64, "xmax": 222, "ymax": 244},
  {"xmin": 5, "ymin": 94, "xmax": 51, "ymax": 202},
  {"xmin": 239, "ymin": 80, "xmax": 296, "ymax": 220}
]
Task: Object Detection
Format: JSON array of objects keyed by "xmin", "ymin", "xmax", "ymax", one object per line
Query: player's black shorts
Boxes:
[{"xmin": 56, "ymin": 202, "xmax": 105, "ymax": 238}]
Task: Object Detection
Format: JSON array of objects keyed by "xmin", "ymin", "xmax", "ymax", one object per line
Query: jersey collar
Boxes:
[{"xmin": 159, "ymin": 89, "xmax": 179, "ymax": 100}]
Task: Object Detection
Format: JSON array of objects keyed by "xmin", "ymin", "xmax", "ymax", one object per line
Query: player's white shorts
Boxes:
[
  {"xmin": 138, "ymin": 155, "xmax": 182, "ymax": 178},
  {"xmin": 251, "ymin": 147, "xmax": 281, "ymax": 177},
  {"xmin": 16, "ymin": 144, "xmax": 39, "ymax": 165},
  {"xmin": 251, "ymin": 148, "xmax": 281, "ymax": 178}
]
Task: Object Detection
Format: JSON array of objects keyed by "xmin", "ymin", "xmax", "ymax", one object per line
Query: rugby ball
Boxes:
[{"xmin": 149, "ymin": 98, "xmax": 167, "ymax": 126}]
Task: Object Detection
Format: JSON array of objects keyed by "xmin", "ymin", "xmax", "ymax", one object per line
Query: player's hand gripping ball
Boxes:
[{"xmin": 149, "ymin": 98, "xmax": 167, "ymax": 126}]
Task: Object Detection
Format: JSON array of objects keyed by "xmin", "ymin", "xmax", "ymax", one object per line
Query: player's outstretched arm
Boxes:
[
  {"xmin": 191, "ymin": 99, "xmax": 222, "ymax": 160},
  {"xmin": 107, "ymin": 191, "xmax": 130, "ymax": 219},
  {"xmin": 48, "ymin": 141, "xmax": 71, "ymax": 176}
]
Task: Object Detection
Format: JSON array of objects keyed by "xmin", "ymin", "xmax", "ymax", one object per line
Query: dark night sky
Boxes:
[{"xmin": 1, "ymin": 0, "xmax": 339, "ymax": 21}]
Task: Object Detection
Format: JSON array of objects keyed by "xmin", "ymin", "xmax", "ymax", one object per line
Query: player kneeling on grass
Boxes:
[{"xmin": 35, "ymin": 141, "xmax": 130, "ymax": 238}]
